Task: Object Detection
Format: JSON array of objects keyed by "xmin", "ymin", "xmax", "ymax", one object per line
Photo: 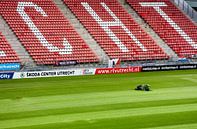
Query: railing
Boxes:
[{"xmin": 171, "ymin": 0, "xmax": 197, "ymax": 21}]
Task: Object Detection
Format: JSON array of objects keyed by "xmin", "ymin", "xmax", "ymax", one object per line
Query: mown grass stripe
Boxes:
[
  {"xmin": 0, "ymin": 103, "xmax": 197, "ymax": 129},
  {"xmin": 0, "ymin": 70, "xmax": 196, "ymax": 100},
  {"xmin": 0, "ymin": 86, "xmax": 197, "ymax": 114},
  {"xmin": 6, "ymin": 111, "xmax": 197, "ymax": 129},
  {"xmin": 1, "ymin": 97, "xmax": 197, "ymax": 121},
  {"xmin": 143, "ymin": 123, "xmax": 197, "ymax": 129}
]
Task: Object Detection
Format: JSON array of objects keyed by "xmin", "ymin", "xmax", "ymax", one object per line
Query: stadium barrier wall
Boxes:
[
  {"xmin": 3, "ymin": 64, "xmax": 196, "ymax": 79},
  {"xmin": 142, "ymin": 64, "xmax": 197, "ymax": 71},
  {"xmin": 0, "ymin": 66, "xmax": 141, "ymax": 79}
]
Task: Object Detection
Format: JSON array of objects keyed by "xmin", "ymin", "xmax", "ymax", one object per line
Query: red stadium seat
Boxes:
[{"xmin": 63, "ymin": 0, "xmax": 168, "ymax": 61}]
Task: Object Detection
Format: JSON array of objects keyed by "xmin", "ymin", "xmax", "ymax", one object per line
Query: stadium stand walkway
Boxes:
[
  {"xmin": 64, "ymin": 0, "xmax": 169, "ymax": 61},
  {"xmin": 0, "ymin": 0, "xmax": 99, "ymax": 65},
  {"xmin": 127, "ymin": 0, "xmax": 197, "ymax": 58},
  {"xmin": 0, "ymin": 31, "xmax": 20, "ymax": 63},
  {"xmin": 0, "ymin": 16, "xmax": 35, "ymax": 65}
]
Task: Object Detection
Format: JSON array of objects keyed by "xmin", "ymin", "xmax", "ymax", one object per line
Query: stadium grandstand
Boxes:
[{"xmin": 0, "ymin": 0, "xmax": 196, "ymax": 72}]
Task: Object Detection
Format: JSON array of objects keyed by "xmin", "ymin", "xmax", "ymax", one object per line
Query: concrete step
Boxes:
[{"xmin": 0, "ymin": 16, "xmax": 36, "ymax": 65}]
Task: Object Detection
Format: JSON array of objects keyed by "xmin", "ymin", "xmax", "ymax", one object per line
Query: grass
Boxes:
[{"xmin": 0, "ymin": 70, "xmax": 196, "ymax": 129}]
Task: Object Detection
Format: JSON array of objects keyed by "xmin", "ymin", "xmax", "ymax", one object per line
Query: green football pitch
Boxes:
[{"xmin": 0, "ymin": 70, "xmax": 197, "ymax": 129}]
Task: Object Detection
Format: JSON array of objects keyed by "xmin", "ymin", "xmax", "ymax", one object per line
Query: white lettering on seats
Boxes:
[
  {"xmin": 140, "ymin": 2, "xmax": 197, "ymax": 49},
  {"xmin": 81, "ymin": 2, "xmax": 147, "ymax": 52},
  {"xmin": 0, "ymin": 50, "xmax": 6, "ymax": 57},
  {"xmin": 17, "ymin": 2, "xmax": 72, "ymax": 54}
]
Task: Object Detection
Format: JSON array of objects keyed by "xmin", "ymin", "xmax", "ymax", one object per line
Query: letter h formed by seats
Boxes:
[{"xmin": 81, "ymin": 2, "xmax": 147, "ymax": 52}]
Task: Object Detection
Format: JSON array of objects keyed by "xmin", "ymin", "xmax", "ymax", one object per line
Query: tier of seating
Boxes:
[
  {"xmin": 0, "ymin": 32, "xmax": 20, "ymax": 63},
  {"xmin": 64, "ymin": 0, "xmax": 169, "ymax": 61},
  {"xmin": 0, "ymin": 0, "xmax": 98, "ymax": 65},
  {"xmin": 127, "ymin": 0, "xmax": 197, "ymax": 58}
]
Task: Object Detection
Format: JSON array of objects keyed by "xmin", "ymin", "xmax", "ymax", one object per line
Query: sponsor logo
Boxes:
[
  {"xmin": 0, "ymin": 72, "xmax": 14, "ymax": 79},
  {"xmin": 179, "ymin": 65, "xmax": 197, "ymax": 69},
  {"xmin": 56, "ymin": 61, "xmax": 77, "ymax": 66},
  {"xmin": 17, "ymin": 70, "xmax": 76, "ymax": 78},
  {"xmin": 20, "ymin": 73, "xmax": 25, "ymax": 78},
  {"xmin": 142, "ymin": 64, "xmax": 197, "ymax": 71},
  {"xmin": 0, "ymin": 63, "xmax": 20, "ymax": 71},
  {"xmin": 95, "ymin": 67, "xmax": 141, "ymax": 74},
  {"xmin": 82, "ymin": 69, "xmax": 94, "ymax": 75}
]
